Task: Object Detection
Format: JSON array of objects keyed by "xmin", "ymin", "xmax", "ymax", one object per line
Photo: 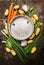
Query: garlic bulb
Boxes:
[
  {"xmin": 21, "ymin": 40, "xmax": 27, "ymax": 47},
  {"xmin": 22, "ymin": 5, "xmax": 28, "ymax": 12}
]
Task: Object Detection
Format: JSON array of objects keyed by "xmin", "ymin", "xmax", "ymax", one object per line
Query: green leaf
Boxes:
[
  {"xmin": 34, "ymin": 22, "xmax": 43, "ymax": 29},
  {"xmin": 30, "ymin": 7, "xmax": 34, "ymax": 12}
]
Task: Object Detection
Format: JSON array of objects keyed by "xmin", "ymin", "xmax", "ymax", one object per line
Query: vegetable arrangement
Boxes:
[{"xmin": 2, "ymin": 3, "xmax": 43, "ymax": 63}]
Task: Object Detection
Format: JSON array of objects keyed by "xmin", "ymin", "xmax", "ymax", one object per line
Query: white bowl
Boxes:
[{"xmin": 9, "ymin": 15, "xmax": 34, "ymax": 40}]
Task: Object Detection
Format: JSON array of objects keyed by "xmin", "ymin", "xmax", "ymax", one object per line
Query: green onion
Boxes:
[
  {"xmin": 7, "ymin": 34, "xmax": 27, "ymax": 63},
  {"xmin": 10, "ymin": 40, "xmax": 25, "ymax": 63},
  {"xmin": 8, "ymin": 34, "xmax": 28, "ymax": 57}
]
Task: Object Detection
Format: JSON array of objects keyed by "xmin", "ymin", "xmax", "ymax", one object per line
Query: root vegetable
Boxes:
[
  {"xmin": 11, "ymin": 50, "xmax": 16, "ymax": 56},
  {"xmin": 4, "ymin": 9, "xmax": 9, "ymax": 16},
  {"xmin": 14, "ymin": 5, "xmax": 19, "ymax": 10},
  {"xmin": 21, "ymin": 40, "xmax": 27, "ymax": 47},
  {"xmin": 30, "ymin": 33, "xmax": 35, "ymax": 39},
  {"xmin": 35, "ymin": 27, "xmax": 40, "ymax": 35},
  {"xmin": 11, "ymin": 10, "xmax": 17, "ymax": 19},
  {"xmin": 3, "ymin": 29, "xmax": 8, "ymax": 35},
  {"xmin": 22, "ymin": 5, "xmax": 28, "ymax": 12},
  {"xmin": 6, "ymin": 47, "xmax": 11, "ymax": 52},
  {"xmin": 7, "ymin": 3, "xmax": 13, "ymax": 25},
  {"xmin": 18, "ymin": 10, "xmax": 25, "ymax": 15},
  {"xmin": 1, "ymin": 30, "xmax": 7, "ymax": 37},
  {"xmin": 33, "ymin": 14, "xmax": 38, "ymax": 21},
  {"xmin": 31, "ymin": 17, "xmax": 36, "ymax": 24},
  {"xmin": 31, "ymin": 47, "xmax": 37, "ymax": 54},
  {"xmin": 28, "ymin": 40, "xmax": 33, "ymax": 44}
]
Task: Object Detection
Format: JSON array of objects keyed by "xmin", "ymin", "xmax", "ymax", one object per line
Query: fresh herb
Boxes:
[
  {"xmin": 29, "ymin": 7, "xmax": 34, "ymax": 12},
  {"xmin": 28, "ymin": 8, "xmax": 34, "ymax": 17},
  {"xmin": 34, "ymin": 22, "xmax": 43, "ymax": 29}
]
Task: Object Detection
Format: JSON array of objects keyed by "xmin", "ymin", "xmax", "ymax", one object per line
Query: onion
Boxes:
[
  {"xmin": 21, "ymin": 40, "xmax": 27, "ymax": 47},
  {"xmin": 22, "ymin": 5, "xmax": 28, "ymax": 12}
]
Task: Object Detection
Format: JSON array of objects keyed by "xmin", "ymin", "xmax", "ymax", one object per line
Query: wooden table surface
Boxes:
[{"xmin": 0, "ymin": 0, "xmax": 44, "ymax": 65}]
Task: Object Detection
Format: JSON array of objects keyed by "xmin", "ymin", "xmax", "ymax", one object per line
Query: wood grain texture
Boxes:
[{"xmin": 0, "ymin": 0, "xmax": 44, "ymax": 65}]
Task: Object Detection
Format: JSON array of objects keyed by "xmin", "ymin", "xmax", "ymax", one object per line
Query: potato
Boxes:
[
  {"xmin": 18, "ymin": 10, "xmax": 25, "ymax": 15},
  {"xmin": 33, "ymin": 14, "xmax": 38, "ymax": 21},
  {"xmin": 3, "ymin": 29, "xmax": 8, "ymax": 35},
  {"xmin": 14, "ymin": 5, "xmax": 19, "ymax": 10},
  {"xmin": 28, "ymin": 40, "xmax": 33, "ymax": 44},
  {"xmin": 31, "ymin": 47, "xmax": 37, "ymax": 54},
  {"xmin": 6, "ymin": 47, "xmax": 11, "ymax": 52},
  {"xmin": 11, "ymin": 50, "xmax": 16, "ymax": 56},
  {"xmin": 29, "ymin": 33, "xmax": 35, "ymax": 39},
  {"xmin": 31, "ymin": 17, "xmax": 36, "ymax": 24},
  {"xmin": 35, "ymin": 27, "xmax": 40, "ymax": 35},
  {"xmin": 4, "ymin": 9, "xmax": 9, "ymax": 16}
]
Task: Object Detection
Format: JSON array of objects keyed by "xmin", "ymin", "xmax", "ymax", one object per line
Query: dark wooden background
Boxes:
[{"xmin": 0, "ymin": 0, "xmax": 44, "ymax": 65}]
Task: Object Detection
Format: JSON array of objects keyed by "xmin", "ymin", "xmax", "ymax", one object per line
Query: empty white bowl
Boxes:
[{"xmin": 9, "ymin": 15, "xmax": 34, "ymax": 40}]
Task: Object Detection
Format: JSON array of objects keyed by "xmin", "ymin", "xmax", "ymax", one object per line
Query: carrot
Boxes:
[
  {"xmin": 7, "ymin": 3, "xmax": 13, "ymax": 25},
  {"xmin": 11, "ymin": 10, "xmax": 17, "ymax": 19}
]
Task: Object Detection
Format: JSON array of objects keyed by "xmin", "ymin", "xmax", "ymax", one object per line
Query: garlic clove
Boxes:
[
  {"xmin": 22, "ymin": 5, "xmax": 28, "ymax": 12},
  {"xmin": 21, "ymin": 40, "xmax": 27, "ymax": 47}
]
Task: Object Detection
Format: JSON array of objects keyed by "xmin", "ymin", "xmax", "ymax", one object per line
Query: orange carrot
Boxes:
[
  {"xmin": 11, "ymin": 10, "xmax": 17, "ymax": 19},
  {"xmin": 7, "ymin": 3, "xmax": 13, "ymax": 25}
]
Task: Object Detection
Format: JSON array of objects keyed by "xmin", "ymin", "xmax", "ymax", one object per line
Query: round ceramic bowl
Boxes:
[{"xmin": 8, "ymin": 15, "xmax": 34, "ymax": 40}]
